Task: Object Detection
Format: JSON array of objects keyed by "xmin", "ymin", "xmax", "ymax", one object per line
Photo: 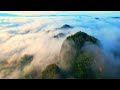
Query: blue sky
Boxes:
[{"xmin": 0, "ymin": 11, "xmax": 120, "ymax": 16}]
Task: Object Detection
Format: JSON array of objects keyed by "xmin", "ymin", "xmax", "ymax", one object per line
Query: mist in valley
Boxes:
[{"xmin": 0, "ymin": 14, "xmax": 120, "ymax": 79}]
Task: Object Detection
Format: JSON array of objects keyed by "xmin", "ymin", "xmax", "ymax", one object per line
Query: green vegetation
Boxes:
[
  {"xmin": 41, "ymin": 64, "xmax": 63, "ymax": 79},
  {"xmin": 20, "ymin": 69, "xmax": 40, "ymax": 79},
  {"xmin": 20, "ymin": 54, "xmax": 33, "ymax": 67},
  {"xmin": 23, "ymin": 69, "xmax": 41, "ymax": 79},
  {"xmin": 23, "ymin": 73, "xmax": 33, "ymax": 79},
  {"xmin": 60, "ymin": 31, "xmax": 102, "ymax": 79},
  {"xmin": 73, "ymin": 53, "xmax": 100, "ymax": 79},
  {"xmin": 18, "ymin": 54, "xmax": 34, "ymax": 79},
  {"xmin": 67, "ymin": 31, "xmax": 97, "ymax": 49},
  {"xmin": 0, "ymin": 65, "xmax": 17, "ymax": 78},
  {"xmin": 0, "ymin": 54, "xmax": 34, "ymax": 79}
]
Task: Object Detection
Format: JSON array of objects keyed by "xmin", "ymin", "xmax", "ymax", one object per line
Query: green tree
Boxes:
[
  {"xmin": 41, "ymin": 64, "xmax": 63, "ymax": 79},
  {"xmin": 67, "ymin": 31, "xmax": 98, "ymax": 49},
  {"xmin": 73, "ymin": 53, "xmax": 99, "ymax": 79}
]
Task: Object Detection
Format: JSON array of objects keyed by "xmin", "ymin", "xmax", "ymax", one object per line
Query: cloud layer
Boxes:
[{"xmin": 0, "ymin": 15, "xmax": 120, "ymax": 78}]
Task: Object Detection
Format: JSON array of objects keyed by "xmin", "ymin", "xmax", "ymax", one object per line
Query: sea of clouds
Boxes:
[{"xmin": 0, "ymin": 15, "xmax": 120, "ymax": 78}]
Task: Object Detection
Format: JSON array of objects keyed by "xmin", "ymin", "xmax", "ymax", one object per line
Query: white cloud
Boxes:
[{"xmin": 0, "ymin": 15, "xmax": 120, "ymax": 78}]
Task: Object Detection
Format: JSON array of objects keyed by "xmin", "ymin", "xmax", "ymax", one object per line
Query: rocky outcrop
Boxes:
[{"xmin": 56, "ymin": 24, "xmax": 73, "ymax": 30}]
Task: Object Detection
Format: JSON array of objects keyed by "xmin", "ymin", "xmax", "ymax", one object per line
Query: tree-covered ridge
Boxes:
[
  {"xmin": 41, "ymin": 64, "xmax": 63, "ymax": 79},
  {"xmin": 67, "ymin": 31, "xmax": 98, "ymax": 49},
  {"xmin": 59, "ymin": 31, "xmax": 103, "ymax": 79}
]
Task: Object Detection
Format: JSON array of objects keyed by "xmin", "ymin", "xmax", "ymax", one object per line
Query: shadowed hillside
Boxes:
[{"xmin": 59, "ymin": 31, "xmax": 105, "ymax": 79}]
